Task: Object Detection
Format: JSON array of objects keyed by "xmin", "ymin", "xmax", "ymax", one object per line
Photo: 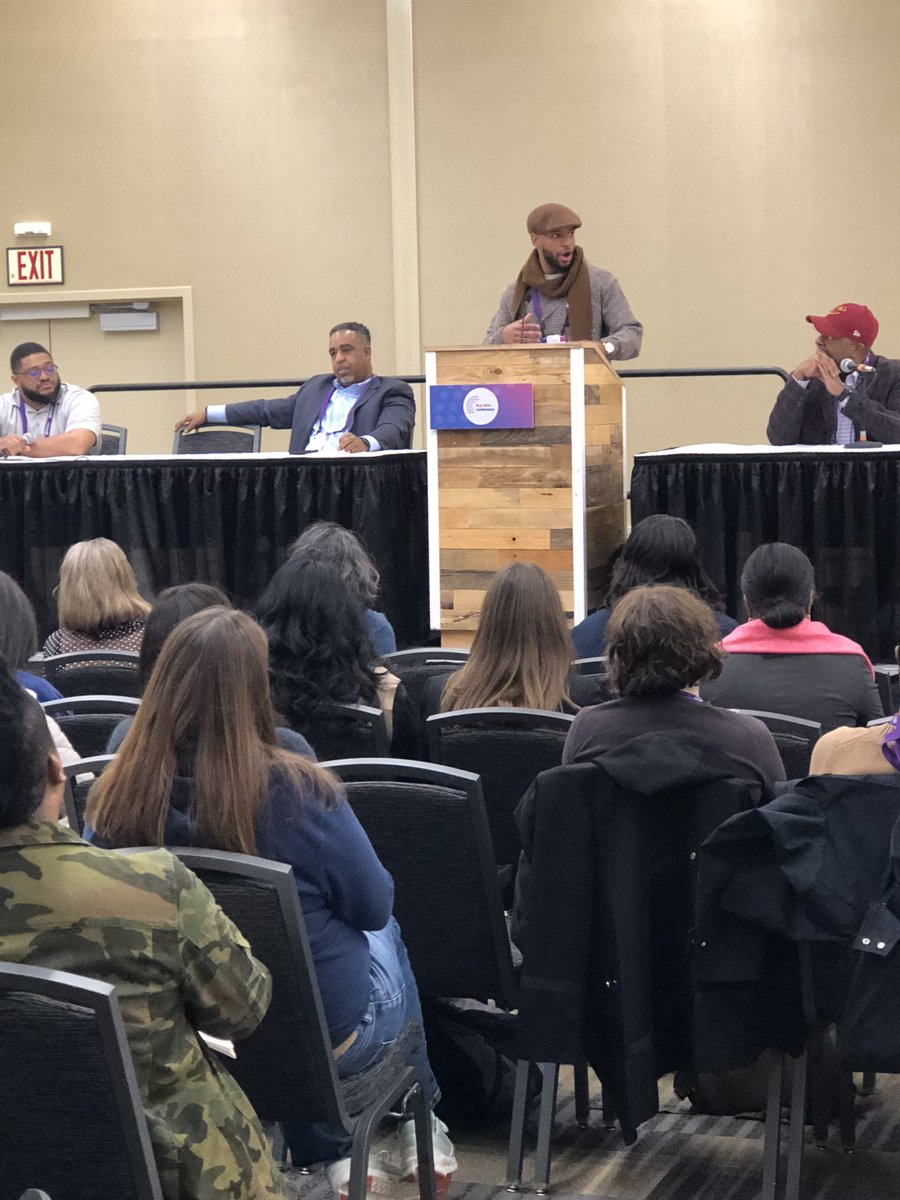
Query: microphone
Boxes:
[{"xmin": 840, "ymin": 358, "xmax": 877, "ymax": 374}]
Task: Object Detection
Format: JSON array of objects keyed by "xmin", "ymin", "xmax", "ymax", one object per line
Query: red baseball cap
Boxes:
[{"xmin": 806, "ymin": 303, "xmax": 878, "ymax": 346}]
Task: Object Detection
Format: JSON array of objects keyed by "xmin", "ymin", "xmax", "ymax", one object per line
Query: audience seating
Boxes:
[
  {"xmin": 160, "ymin": 848, "xmax": 437, "ymax": 1199},
  {"xmin": 43, "ymin": 650, "xmax": 141, "ymax": 698},
  {"xmin": 43, "ymin": 696, "xmax": 139, "ymax": 758},
  {"xmin": 425, "ymin": 708, "xmax": 574, "ymax": 872},
  {"xmin": 728, "ymin": 709, "xmax": 821, "ymax": 778},
  {"xmin": 171, "ymin": 424, "xmax": 261, "ymax": 454},
  {"xmin": 382, "ymin": 649, "xmax": 470, "ymax": 758},
  {"xmin": 323, "ymin": 758, "xmax": 518, "ymax": 1006},
  {"xmin": 509, "ymin": 752, "xmax": 757, "ymax": 1191},
  {"xmin": 63, "ymin": 754, "xmax": 114, "ymax": 834},
  {"xmin": 99, "ymin": 423, "xmax": 128, "ymax": 454},
  {"xmin": 289, "ymin": 702, "xmax": 390, "ymax": 760},
  {"xmin": 0, "ymin": 961, "xmax": 163, "ymax": 1199}
]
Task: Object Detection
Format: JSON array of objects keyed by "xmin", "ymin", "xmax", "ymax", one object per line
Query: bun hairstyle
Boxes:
[{"xmin": 740, "ymin": 543, "xmax": 815, "ymax": 630}]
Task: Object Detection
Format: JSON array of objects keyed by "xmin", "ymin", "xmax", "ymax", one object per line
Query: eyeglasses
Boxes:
[{"xmin": 15, "ymin": 363, "xmax": 58, "ymax": 379}]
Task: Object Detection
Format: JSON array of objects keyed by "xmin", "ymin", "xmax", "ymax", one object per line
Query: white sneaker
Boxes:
[
  {"xmin": 326, "ymin": 1150, "xmax": 398, "ymax": 1200},
  {"xmin": 398, "ymin": 1113, "xmax": 457, "ymax": 1199}
]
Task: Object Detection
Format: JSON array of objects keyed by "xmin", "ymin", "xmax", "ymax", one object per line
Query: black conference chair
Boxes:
[
  {"xmin": 324, "ymin": 758, "xmax": 519, "ymax": 1008},
  {"xmin": 728, "ymin": 709, "xmax": 821, "ymax": 779},
  {"xmin": 43, "ymin": 696, "xmax": 139, "ymax": 759},
  {"xmin": 172, "ymin": 424, "xmax": 261, "ymax": 454},
  {"xmin": 426, "ymin": 708, "xmax": 574, "ymax": 871},
  {"xmin": 572, "ymin": 655, "xmax": 607, "ymax": 675},
  {"xmin": 383, "ymin": 648, "xmax": 470, "ymax": 757},
  {"xmin": 161, "ymin": 849, "xmax": 437, "ymax": 1200},
  {"xmin": 63, "ymin": 754, "xmax": 115, "ymax": 835},
  {"xmin": 874, "ymin": 663, "xmax": 899, "ymax": 716},
  {"xmin": 508, "ymin": 751, "xmax": 759, "ymax": 1192},
  {"xmin": 0, "ymin": 962, "xmax": 163, "ymax": 1200},
  {"xmin": 99, "ymin": 423, "xmax": 128, "ymax": 454},
  {"xmin": 43, "ymin": 651, "xmax": 141, "ymax": 698},
  {"xmin": 290, "ymin": 702, "xmax": 391, "ymax": 761}
]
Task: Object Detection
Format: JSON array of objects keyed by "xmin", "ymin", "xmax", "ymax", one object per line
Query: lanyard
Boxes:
[
  {"xmin": 18, "ymin": 394, "xmax": 55, "ymax": 439},
  {"xmin": 529, "ymin": 291, "xmax": 569, "ymax": 340},
  {"xmin": 316, "ymin": 376, "xmax": 375, "ymax": 433}
]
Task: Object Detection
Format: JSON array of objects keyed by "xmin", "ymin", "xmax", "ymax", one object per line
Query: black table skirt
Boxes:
[
  {"xmin": 1, "ymin": 453, "xmax": 429, "ymax": 648},
  {"xmin": 630, "ymin": 450, "xmax": 900, "ymax": 661}
]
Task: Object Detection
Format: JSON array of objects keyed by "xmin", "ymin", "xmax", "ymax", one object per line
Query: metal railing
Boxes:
[{"xmin": 88, "ymin": 365, "xmax": 790, "ymax": 396}]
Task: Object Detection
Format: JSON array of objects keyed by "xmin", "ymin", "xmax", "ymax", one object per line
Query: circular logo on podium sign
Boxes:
[{"xmin": 463, "ymin": 387, "xmax": 500, "ymax": 426}]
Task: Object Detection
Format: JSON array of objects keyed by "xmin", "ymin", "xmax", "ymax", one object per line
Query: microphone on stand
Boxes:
[{"xmin": 839, "ymin": 359, "xmax": 881, "ymax": 447}]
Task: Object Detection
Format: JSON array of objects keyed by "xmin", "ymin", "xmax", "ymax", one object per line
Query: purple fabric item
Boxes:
[{"xmin": 882, "ymin": 714, "xmax": 900, "ymax": 771}]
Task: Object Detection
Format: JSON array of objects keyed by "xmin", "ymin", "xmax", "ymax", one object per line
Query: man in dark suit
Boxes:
[
  {"xmin": 767, "ymin": 303, "xmax": 900, "ymax": 445},
  {"xmin": 176, "ymin": 322, "xmax": 416, "ymax": 452}
]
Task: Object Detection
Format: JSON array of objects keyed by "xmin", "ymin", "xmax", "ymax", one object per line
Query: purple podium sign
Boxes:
[{"xmin": 429, "ymin": 383, "xmax": 534, "ymax": 430}]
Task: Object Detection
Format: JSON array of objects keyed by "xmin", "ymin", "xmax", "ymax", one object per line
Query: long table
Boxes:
[
  {"xmin": 630, "ymin": 443, "xmax": 900, "ymax": 661},
  {"xmin": 0, "ymin": 451, "xmax": 429, "ymax": 648}
]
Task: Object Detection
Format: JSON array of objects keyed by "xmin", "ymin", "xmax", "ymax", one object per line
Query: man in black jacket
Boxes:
[
  {"xmin": 176, "ymin": 322, "xmax": 416, "ymax": 453},
  {"xmin": 767, "ymin": 302, "xmax": 900, "ymax": 445}
]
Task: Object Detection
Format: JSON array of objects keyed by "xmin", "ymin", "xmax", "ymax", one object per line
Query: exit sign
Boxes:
[{"xmin": 6, "ymin": 245, "xmax": 65, "ymax": 286}]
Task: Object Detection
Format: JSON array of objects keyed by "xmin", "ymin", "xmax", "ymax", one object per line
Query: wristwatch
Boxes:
[
  {"xmin": 603, "ymin": 340, "xmax": 615, "ymax": 356},
  {"xmin": 22, "ymin": 432, "xmax": 35, "ymax": 447}
]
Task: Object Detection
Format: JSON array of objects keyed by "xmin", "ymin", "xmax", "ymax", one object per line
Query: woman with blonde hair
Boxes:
[
  {"xmin": 42, "ymin": 537, "xmax": 150, "ymax": 657},
  {"xmin": 85, "ymin": 606, "xmax": 454, "ymax": 1193},
  {"xmin": 422, "ymin": 560, "xmax": 595, "ymax": 719}
]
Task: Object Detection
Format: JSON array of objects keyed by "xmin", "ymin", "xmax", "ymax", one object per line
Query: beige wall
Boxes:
[
  {"xmin": 2, "ymin": 1, "xmax": 899, "ymax": 456},
  {"xmin": 0, "ymin": 0, "xmax": 397, "ymax": 452},
  {"xmin": 414, "ymin": 0, "xmax": 900, "ymax": 454}
]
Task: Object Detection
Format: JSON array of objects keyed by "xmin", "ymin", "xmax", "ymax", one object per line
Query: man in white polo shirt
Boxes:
[{"xmin": 0, "ymin": 342, "xmax": 101, "ymax": 457}]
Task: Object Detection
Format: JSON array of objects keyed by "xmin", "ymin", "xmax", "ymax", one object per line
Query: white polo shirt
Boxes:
[{"xmin": 0, "ymin": 382, "xmax": 102, "ymax": 450}]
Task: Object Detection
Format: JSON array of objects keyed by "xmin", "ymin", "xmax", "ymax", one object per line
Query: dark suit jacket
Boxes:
[
  {"xmin": 224, "ymin": 374, "xmax": 416, "ymax": 453},
  {"xmin": 767, "ymin": 354, "xmax": 900, "ymax": 444}
]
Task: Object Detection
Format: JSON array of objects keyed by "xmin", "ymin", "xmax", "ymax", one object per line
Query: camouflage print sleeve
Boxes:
[{"xmin": 172, "ymin": 857, "xmax": 273, "ymax": 1041}]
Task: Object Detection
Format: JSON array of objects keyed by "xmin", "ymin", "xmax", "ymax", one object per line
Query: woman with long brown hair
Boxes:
[
  {"xmin": 422, "ymin": 560, "xmax": 595, "ymax": 719},
  {"xmin": 85, "ymin": 607, "xmax": 454, "ymax": 1195}
]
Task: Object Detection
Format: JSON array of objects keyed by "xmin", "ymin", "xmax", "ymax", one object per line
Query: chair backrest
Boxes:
[
  {"xmin": 43, "ymin": 651, "xmax": 141, "ymax": 698},
  {"xmin": 63, "ymin": 755, "xmax": 115, "ymax": 834},
  {"xmin": 291, "ymin": 702, "xmax": 390, "ymax": 760},
  {"xmin": 171, "ymin": 424, "xmax": 261, "ymax": 454},
  {"xmin": 0, "ymin": 962, "xmax": 163, "ymax": 1200},
  {"xmin": 383, "ymin": 648, "xmax": 470, "ymax": 669},
  {"xmin": 426, "ymin": 707, "xmax": 574, "ymax": 865},
  {"xmin": 573, "ymin": 656, "xmax": 607, "ymax": 675},
  {"xmin": 324, "ymin": 758, "xmax": 519, "ymax": 1007},
  {"xmin": 99, "ymin": 423, "xmax": 128, "ymax": 454},
  {"xmin": 874, "ymin": 663, "xmax": 900, "ymax": 717},
  {"xmin": 161, "ymin": 848, "xmax": 349, "ymax": 1130},
  {"xmin": 728, "ymin": 709, "xmax": 821, "ymax": 778},
  {"xmin": 43, "ymin": 696, "xmax": 139, "ymax": 759}
]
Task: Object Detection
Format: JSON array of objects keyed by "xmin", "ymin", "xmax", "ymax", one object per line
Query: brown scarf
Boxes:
[{"xmin": 510, "ymin": 246, "xmax": 593, "ymax": 341}]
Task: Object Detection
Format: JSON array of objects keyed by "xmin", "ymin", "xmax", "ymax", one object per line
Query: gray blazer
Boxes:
[
  {"xmin": 225, "ymin": 373, "xmax": 416, "ymax": 453},
  {"xmin": 767, "ymin": 354, "xmax": 900, "ymax": 445}
]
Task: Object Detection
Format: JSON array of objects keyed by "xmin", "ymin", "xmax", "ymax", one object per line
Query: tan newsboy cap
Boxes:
[{"xmin": 526, "ymin": 203, "xmax": 582, "ymax": 235}]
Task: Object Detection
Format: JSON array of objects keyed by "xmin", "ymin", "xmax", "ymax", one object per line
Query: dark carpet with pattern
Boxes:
[{"xmin": 285, "ymin": 1070, "xmax": 900, "ymax": 1200}]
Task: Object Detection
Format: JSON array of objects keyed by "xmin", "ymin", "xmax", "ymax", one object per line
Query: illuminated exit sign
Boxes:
[{"xmin": 6, "ymin": 245, "xmax": 65, "ymax": 286}]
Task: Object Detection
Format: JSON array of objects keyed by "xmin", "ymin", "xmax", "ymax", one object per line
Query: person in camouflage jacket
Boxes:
[{"xmin": 0, "ymin": 667, "xmax": 289, "ymax": 1200}]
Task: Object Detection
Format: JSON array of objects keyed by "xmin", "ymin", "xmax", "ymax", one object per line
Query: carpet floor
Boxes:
[{"xmin": 285, "ymin": 1069, "xmax": 900, "ymax": 1200}]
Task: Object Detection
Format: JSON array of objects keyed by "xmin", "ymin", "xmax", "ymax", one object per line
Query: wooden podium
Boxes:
[{"xmin": 424, "ymin": 342, "xmax": 625, "ymax": 646}]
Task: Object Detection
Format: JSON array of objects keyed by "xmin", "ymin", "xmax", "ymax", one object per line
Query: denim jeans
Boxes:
[{"xmin": 283, "ymin": 916, "xmax": 439, "ymax": 1167}]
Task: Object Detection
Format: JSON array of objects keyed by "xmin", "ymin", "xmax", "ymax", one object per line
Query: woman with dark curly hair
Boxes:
[
  {"xmin": 564, "ymin": 585, "xmax": 784, "ymax": 803},
  {"xmin": 255, "ymin": 557, "xmax": 405, "ymax": 743},
  {"xmin": 571, "ymin": 514, "xmax": 736, "ymax": 658}
]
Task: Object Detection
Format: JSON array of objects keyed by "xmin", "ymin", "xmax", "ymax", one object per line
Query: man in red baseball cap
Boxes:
[{"xmin": 768, "ymin": 303, "xmax": 900, "ymax": 444}]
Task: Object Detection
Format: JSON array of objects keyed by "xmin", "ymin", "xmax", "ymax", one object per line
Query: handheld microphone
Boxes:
[{"xmin": 840, "ymin": 357, "xmax": 877, "ymax": 374}]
